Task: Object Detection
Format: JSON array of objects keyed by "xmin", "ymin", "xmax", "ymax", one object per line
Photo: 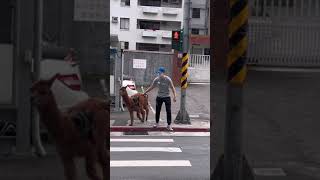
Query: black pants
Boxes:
[{"xmin": 156, "ymin": 96, "xmax": 171, "ymax": 125}]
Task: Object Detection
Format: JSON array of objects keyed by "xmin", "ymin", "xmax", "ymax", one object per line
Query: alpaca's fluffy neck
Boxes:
[{"xmin": 121, "ymin": 92, "xmax": 132, "ymax": 107}]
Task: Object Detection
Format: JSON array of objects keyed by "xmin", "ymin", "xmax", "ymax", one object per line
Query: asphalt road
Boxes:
[
  {"xmin": 213, "ymin": 70, "xmax": 320, "ymax": 180},
  {"xmin": 110, "ymin": 136, "xmax": 210, "ymax": 180}
]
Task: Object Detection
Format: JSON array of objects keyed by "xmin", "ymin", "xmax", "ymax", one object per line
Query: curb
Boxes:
[{"xmin": 110, "ymin": 126, "xmax": 210, "ymax": 132}]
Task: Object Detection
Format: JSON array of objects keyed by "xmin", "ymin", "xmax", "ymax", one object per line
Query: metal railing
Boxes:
[
  {"xmin": 247, "ymin": 19, "xmax": 320, "ymax": 67},
  {"xmin": 246, "ymin": 0, "xmax": 320, "ymax": 68},
  {"xmin": 189, "ymin": 54, "xmax": 210, "ymax": 69},
  {"xmin": 250, "ymin": 0, "xmax": 320, "ymax": 17}
]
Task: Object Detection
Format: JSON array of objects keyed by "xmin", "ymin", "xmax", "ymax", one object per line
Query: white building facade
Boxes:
[
  {"xmin": 110, "ymin": 0, "xmax": 184, "ymax": 52},
  {"xmin": 189, "ymin": 0, "xmax": 210, "ymax": 55}
]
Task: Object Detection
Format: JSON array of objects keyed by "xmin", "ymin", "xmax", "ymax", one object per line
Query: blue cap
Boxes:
[{"xmin": 157, "ymin": 67, "xmax": 165, "ymax": 74}]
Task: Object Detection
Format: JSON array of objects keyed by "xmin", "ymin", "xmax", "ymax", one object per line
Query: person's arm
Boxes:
[
  {"xmin": 169, "ymin": 78, "xmax": 177, "ymax": 102},
  {"xmin": 144, "ymin": 78, "xmax": 157, "ymax": 94}
]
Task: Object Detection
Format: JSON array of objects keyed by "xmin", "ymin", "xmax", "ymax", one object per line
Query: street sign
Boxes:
[
  {"xmin": 74, "ymin": 0, "xmax": 108, "ymax": 22},
  {"xmin": 133, "ymin": 59, "xmax": 147, "ymax": 69},
  {"xmin": 172, "ymin": 30, "xmax": 183, "ymax": 51}
]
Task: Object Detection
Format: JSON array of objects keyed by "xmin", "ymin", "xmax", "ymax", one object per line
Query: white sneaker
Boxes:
[
  {"xmin": 167, "ymin": 125, "xmax": 173, "ymax": 131},
  {"xmin": 153, "ymin": 123, "xmax": 159, "ymax": 128}
]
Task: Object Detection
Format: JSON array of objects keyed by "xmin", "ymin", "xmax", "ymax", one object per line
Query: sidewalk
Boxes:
[
  {"xmin": 111, "ymin": 83, "xmax": 210, "ymax": 133},
  {"xmin": 110, "ymin": 110, "xmax": 210, "ymax": 132}
]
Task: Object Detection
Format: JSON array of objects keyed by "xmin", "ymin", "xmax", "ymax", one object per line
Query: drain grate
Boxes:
[{"xmin": 124, "ymin": 131, "xmax": 148, "ymax": 135}]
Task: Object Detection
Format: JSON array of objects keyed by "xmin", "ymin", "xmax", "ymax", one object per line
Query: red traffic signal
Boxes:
[{"xmin": 172, "ymin": 30, "xmax": 181, "ymax": 40}]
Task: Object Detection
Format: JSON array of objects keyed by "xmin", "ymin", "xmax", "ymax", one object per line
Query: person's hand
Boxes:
[{"xmin": 173, "ymin": 96, "xmax": 177, "ymax": 102}]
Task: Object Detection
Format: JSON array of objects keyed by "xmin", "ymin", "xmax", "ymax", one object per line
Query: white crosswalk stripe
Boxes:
[
  {"xmin": 110, "ymin": 138, "xmax": 192, "ymax": 167},
  {"xmin": 110, "ymin": 131, "xmax": 210, "ymax": 137},
  {"xmin": 111, "ymin": 160, "xmax": 192, "ymax": 167}
]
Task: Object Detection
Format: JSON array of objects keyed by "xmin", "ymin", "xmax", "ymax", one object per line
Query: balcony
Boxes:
[
  {"xmin": 162, "ymin": 8, "xmax": 179, "ymax": 15},
  {"xmin": 161, "ymin": 31, "xmax": 172, "ymax": 39},
  {"xmin": 142, "ymin": 6, "xmax": 160, "ymax": 14},
  {"xmin": 138, "ymin": 0, "xmax": 182, "ymax": 8},
  {"xmin": 142, "ymin": 30, "xmax": 158, "ymax": 38}
]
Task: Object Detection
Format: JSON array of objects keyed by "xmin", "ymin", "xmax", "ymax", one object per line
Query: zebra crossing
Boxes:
[{"xmin": 110, "ymin": 137, "xmax": 192, "ymax": 168}]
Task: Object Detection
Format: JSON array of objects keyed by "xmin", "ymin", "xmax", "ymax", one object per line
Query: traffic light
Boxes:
[
  {"xmin": 172, "ymin": 30, "xmax": 183, "ymax": 51},
  {"xmin": 173, "ymin": 31, "xmax": 180, "ymax": 40}
]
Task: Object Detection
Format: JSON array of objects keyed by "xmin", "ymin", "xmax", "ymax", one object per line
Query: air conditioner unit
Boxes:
[{"xmin": 112, "ymin": 17, "xmax": 118, "ymax": 23}]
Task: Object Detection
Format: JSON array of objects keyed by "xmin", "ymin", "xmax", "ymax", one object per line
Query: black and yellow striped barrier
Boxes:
[
  {"xmin": 181, "ymin": 53, "xmax": 189, "ymax": 89},
  {"xmin": 228, "ymin": 0, "xmax": 249, "ymax": 84}
]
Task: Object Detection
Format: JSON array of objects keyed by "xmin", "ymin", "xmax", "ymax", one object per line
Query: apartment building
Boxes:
[
  {"xmin": 189, "ymin": 0, "xmax": 210, "ymax": 55},
  {"xmin": 110, "ymin": 0, "xmax": 184, "ymax": 52}
]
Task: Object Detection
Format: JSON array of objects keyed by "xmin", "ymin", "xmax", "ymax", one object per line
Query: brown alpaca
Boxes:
[
  {"xmin": 30, "ymin": 74, "xmax": 109, "ymax": 180},
  {"xmin": 119, "ymin": 86, "xmax": 149, "ymax": 126}
]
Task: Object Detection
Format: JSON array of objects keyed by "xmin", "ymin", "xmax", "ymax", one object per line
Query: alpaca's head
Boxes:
[
  {"xmin": 119, "ymin": 86, "xmax": 128, "ymax": 96},
  {"xmin": 30, "ymin": 74, "xmax": 59, "ymax": 107}
]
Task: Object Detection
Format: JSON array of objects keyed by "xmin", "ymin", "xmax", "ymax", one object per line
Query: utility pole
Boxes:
[
  {"xmin": 120, "ymin": 48, "xmax": 125, "ymax": 112},
  {"xmin": 174, "ymin": 0, "xmax": 191, "ymax": 124},
  {"xmin": 212, "ymin": 0, "xmax": 254, "ymax": 179},
  {"xmin": 32, "ymin": 0, "xmax": 46, "ymax": 157}
]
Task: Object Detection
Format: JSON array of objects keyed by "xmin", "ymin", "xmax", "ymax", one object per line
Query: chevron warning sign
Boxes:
[
  {"xmin": 227, "ymin": 0, "xmax": 249, "ymax": 84},
  {"xmin": 181, "ymin": 53, "xmax": 189, "ymax": 89}
]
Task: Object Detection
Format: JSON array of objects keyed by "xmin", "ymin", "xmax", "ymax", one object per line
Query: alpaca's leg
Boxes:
[
  {"xmin": 136, "ymin": 111, "xmax": 142, "ymax": 121},
  {"xmin": 61, "ymin": 156, "xmax": 77, "ymax": 180},
  {"xmin": 129, "ymin": 111, "xmax": 134, "ymax": 126},
  {"xmin": 93, "ymin": 110, "xmax": 109, "ymax": 180},
  {"xmin": 141, "ymin": 109, "xmax": 146, "ymax": 122},
  {"xmin": 85, "ymin": 151, "xmax": 101, "ymax": 180},
  {"xmin": 145, "ymin": 107, "xmax": 149, "ymax": 121},
  {"xmin": 98, "ymin": 148, "xmax": 109, "ymax": 180}
]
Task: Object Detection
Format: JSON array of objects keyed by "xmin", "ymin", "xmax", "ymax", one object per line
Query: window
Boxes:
[
  {"xmin": 192, "ymin": 47, "xmax": 203, "ymax": 55},
  {"xmin": 139, "ymin": 0, "xmax": 161, "ymax": 6},
  {"xmin": 138, "ymin": 20, "xmax": 160, "ymax": 30},
  {"xmin": 121, "ymin": 0, "xmax": 130, "ymax": 6},
  {"xmin": 204, "ymin": 48, "xmax": 210, "ymax": 55},
  {"xmin": 192, "ymin": 8, "xmax": 200, "ymax": 18},
  {"xmin": 191, "ymin": 29, "xmax": 200, "ymax": 35},
  {"xmin": 120, "ymin": 18, "xmax": 130, "ymax": 30},
  {"xmin": 121, "ymin": 41, "xmax": 129, "ymax": 49},
  {"xmin": 136, "ymin": 43, "xmax": 160, "ymax": 51}
]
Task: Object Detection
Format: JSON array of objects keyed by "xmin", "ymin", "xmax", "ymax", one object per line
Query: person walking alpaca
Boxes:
[{"xmin": 144, "ymin": 67, "xmax": 177, "ymax": 131}]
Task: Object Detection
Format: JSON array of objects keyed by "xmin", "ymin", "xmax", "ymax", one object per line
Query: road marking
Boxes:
[
  {"xmin": 110, "ymin": 132, "xmax": 123, "ymax": 136},
  {"xmin": 111, "ymin": 147, "xmax": 182, "ymax": 152},
  {"xmin": 111, "ymin": 138, "xmax": 174, "ymax": 142},
  {"xmin": 110, "ymin": 160, "xmax": 192, "ymax": 167},
  {"xmin": 147, "ymin": 132, "xmax": 210, "ymax": 137},
  {"xmin": 253, "ymin": 168, "xmax": 286, "ymax": 176}
]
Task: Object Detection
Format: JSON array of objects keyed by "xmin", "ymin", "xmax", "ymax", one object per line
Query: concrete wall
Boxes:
[{"xmin": 122, "ymin": 50, "xmax": 175, "ymax": 86}]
